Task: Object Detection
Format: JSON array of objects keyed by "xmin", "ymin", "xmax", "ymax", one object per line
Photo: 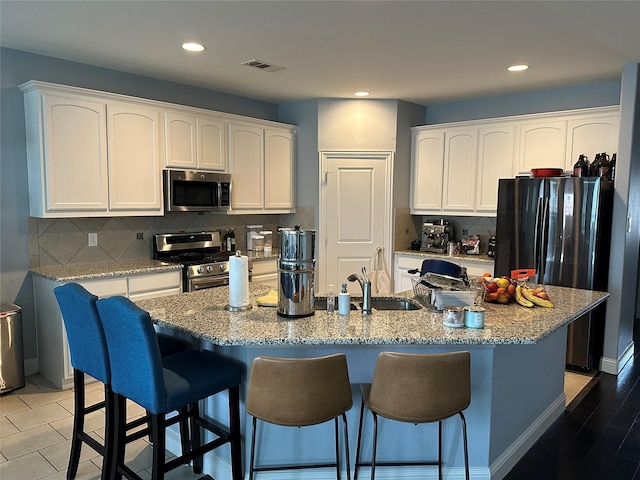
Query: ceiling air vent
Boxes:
[{"xmin": 241, "ymin": 59, "xmax": 285, "ymax": 72}]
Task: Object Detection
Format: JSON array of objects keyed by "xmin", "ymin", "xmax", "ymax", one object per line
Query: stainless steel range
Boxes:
[{"xmin": 153, "ymin": 231, "xmax": 250, "ymax": 292}]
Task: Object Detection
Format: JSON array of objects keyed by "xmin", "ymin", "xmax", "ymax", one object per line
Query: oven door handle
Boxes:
[{"xmin": 189, "ymin": 275, "xmax": 230, "ymax": 291}]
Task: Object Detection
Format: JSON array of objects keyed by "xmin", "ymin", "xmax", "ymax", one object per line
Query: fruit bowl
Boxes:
[{"xmin": 480, "ymin": 275, "xmax": 517, "ymax": 304}]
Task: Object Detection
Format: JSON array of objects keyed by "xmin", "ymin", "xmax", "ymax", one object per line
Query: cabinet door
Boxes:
[
  {"xmin": 41, "ymin": 94, "xmax": 109, "ymax": 213},
  {"xmin": 516, "ymin": 120, "xmax": 566, "ymax": 173},
  {"xmin": 476, "ymin": 124, "xmax": 515, "ymax": 213},
  {"xmin": 393, "ymin": 254, "xmax": 423, "ymax": 293},
  {"xmin": 565, "ymin": 113, "xmax": 620, "ymax": 171},
  {"xmin": 264, "ymin": 128, "xmax": 294, "ymax": 211},
  {"xmin": 165, "ymin": 111, "xmax": 197, "ymax": 169},
  {"xmin": 411, "ymin": 130, "xmax": 444, "ymax": 212},
  {"xmin": 107, "ymin": 103, "xmax": 163, "ymax": 213},
  {"xmin": 442, "ymin": 129, "xmax": 477, "ymax": 213},
  {"xmin": 197, "ymin": 116, "xmax": 227, "ymax": 171},
  {"xmin": 229, "ymin": 122, "xmax": 264, "ymax": 210}
]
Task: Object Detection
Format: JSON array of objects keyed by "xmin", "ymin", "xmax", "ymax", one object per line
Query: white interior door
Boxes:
[{"xmin": 319, "ymin": 151, "xmax": 393, "ymax": 295}]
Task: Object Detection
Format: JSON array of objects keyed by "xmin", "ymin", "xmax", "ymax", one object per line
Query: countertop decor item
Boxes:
[{"xmin": 530, "ymin": 168, "xmax": 564, "ymax": 178}]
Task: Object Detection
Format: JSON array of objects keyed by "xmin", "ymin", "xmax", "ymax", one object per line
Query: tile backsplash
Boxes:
[{"xmin": 28, "ymin": 207, "xmax": 315, "ymax": 268}]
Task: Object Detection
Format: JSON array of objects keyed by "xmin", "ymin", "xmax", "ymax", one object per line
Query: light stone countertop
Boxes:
[
  {"xmin": 29, "ymin": 259, "xmax": 182, "ymax": 282},
  {"xmin": 135, "ymin": 283, "xmax": 608, "ymax": 347},
  {"xmin": 395, "ymin": 250, "xmax": 495, "ymax": 264}
]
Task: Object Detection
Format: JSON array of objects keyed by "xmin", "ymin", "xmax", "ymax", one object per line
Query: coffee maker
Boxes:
[{"xmin": 421, "ymin": 221, "xmax": 451, "ymax": 253}]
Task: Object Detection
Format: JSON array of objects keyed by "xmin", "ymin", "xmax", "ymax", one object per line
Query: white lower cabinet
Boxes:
[
  {"xmin": 33, "ymin": 270, "xmax": 182, "ymax": 389},
  {"xmin": 251, "ymin": 259, "xmax": 278, "ymax": 289}
]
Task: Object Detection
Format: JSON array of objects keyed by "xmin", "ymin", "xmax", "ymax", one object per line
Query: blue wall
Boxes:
[{"xmin": 425, "ymin": 79, "xmax": 621, "ymax": 124}]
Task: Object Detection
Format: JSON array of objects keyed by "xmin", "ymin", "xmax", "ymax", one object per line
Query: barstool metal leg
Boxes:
[
  {"xmin": 370, "ymin": 412, "xmax": 379, "ymax": 480},
  {"xmin": 438, "ymin": 420, "xmax": 443, "ymax": 480},
  {"xmin": 249, "ymin": 416, "xmax": 258, "ymax": 480},
  {"xmin": 354, "ymin": 398, "xmax": 366, "ymax": 480},
  {"xmin": 334, "ymin": 417, "xmax": 341, "ymax": 480},
  {"xmin": 460, "ymin": 411, "xmax": 470, "ymax": 480},
  {"xmin": 342, "ymin": 412, "xmax": 351, "ymax": 480}
]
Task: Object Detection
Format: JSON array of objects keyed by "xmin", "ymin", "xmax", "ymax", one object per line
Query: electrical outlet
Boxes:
[
  {"xmin": 136, "ymin": 232, "xmax": 144, "ymax": 240},
  {"xmin": 462, "ymin": 229, "xmax": 469, "ymax": 236},
  {"xmin": 88, "ymin": 232, "xmax": 98, "ymax": 247}
]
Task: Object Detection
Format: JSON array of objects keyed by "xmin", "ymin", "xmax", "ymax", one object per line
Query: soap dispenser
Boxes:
[{"xmin": 338, "ymin": 283, "xmax": 351, "ymax": 315}]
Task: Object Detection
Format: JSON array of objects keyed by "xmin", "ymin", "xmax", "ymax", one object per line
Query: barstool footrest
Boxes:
[
  {"xmin": 356, "ymin": 460, "xmax": 440, "ymax": 467},
  {"xmin": 253, "ymin": 462, "xmax": 341, "ymax": 473}
]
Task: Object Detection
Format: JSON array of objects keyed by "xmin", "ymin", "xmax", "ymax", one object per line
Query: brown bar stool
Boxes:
[
  {"xmin": 354, "ymin": 351, "xmax": 471, "ymax": 480},
  {"xmin": 246, "ymin": 354, "xmax": 353, "ymax": 480}
]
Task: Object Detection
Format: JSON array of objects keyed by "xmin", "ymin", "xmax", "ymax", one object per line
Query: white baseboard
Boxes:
[
  {"xmin": 600, "ymin": 341, "xmax": 634, "ymax": 375},
  {"xmin": 24, "ymin": 357, "xmax": 38, "ymax": 376},
  {"xmin": 489, "ymin": 393, "xmax": 566, "ymax": 480}
]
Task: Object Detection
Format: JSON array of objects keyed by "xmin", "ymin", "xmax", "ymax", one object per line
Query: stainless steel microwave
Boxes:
[{"xmin": 164, "ymin": 170, "xmax": 231, "ymax": 212}]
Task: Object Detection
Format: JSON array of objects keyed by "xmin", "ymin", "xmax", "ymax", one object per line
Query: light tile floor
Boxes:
[
  {"xmin": 1, "ymin": 371, "xmax": 596, "ymax": 479},
  {"xmin": 0, "ymin": 375, "xmax": 207, "ymax": 480}
]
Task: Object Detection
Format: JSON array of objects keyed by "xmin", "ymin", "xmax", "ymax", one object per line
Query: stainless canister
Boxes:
[
  {"xmin": 464, "ymin": 306, "xmax": 485, "ymax": 328},
  {"xmin": 442, "ymin": 306, "xmax": 465, "ymax": 328},
  {"xmin": 277, "ymin": 227, "xmax": 316, "ymax": 318}
]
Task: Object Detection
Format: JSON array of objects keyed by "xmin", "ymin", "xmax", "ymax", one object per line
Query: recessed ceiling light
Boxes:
[
  {"xmin": 182, "ymin": 42, "xmax": 205, "ymax": 52},
  {"xmin": 354, "ymin": 91, "xmax": 370, "ymax": 97},
  {"xmin": 508, "ymin": 64, "xmax": 529, "ymax": 72}
]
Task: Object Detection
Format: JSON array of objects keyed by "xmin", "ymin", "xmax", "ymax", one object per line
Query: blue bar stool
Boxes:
[
  {"xmin": 54, "ymin": 283, "xmax": 192, "ymax": 480},
  {"xmin": 354, "ymin": 351, "xmax": 471, "ymax": 480},
  {"xmin": 246, "ymin": 354, "xmax": 353, "ymax": 480},
  {"xmin": 96, "ymin": 295, "xmax": 243, "ymax": 480}
]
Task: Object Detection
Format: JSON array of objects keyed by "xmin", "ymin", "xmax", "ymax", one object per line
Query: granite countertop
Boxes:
[
  {"xmin": 135, "ymin": 283, "xmax": 608, "ymax": 347},
  {"xmin": 395, "ymin": 250, "xmax": 494, "ymax": 263},
  {"xmin": 29, "ymin": 259, "xmax": 182, "ymax": 282}
]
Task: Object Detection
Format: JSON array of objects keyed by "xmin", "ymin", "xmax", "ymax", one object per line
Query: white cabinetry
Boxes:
[
  {"xmin": 442, "ymin": 128, "xmax": 477, "ymax": 213},
  {"xmin": 411, "ymin": 106, "xmax": 619, "ymax": 215},
  {"xmin": 164, "ymin": 110, "xmax": 227, "ymax": 171},
  {"xmin": 516, "ymin": 120, "xmax": 566, "ymax": 173},
  {"xmin": 476, "ymin": 124, "xmax": 515, "ymax": 212},
  {"xmin": 411, "ymin": 130, "xmax": 444, "ymax": 211},
  {"xmin": 564, "ymin": 112, "xmax": 620, "ymax": 171},
  {"xmin": 411, "ymin": 124, "xmax": 513, "ymax": 215},
  {"xmin": 251, "ymin": 259, "xmax": 278, "ymax": 289},
  {"xmin": 229, "ymin": 122, "xmax": 295, "ymax": 213},
  {"xmin": 20, "ymin": 81, "xmax": 163, "ymax": 217},
  {"xmin": 107, "ymin": 103, "xmax": 163, "ymax": 212},
  {"xmin": 33, "ymin": 270, "xmax": 181, "ymax": 389}
]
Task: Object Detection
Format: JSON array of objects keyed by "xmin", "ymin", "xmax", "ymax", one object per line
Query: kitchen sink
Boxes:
[
  {"xmin": 364, "ymin": 298, "xmax": 422, "ymax": 311},
  {"xmin": 314, "ymin": 297, "xmax": 421, "ymax": 311}
]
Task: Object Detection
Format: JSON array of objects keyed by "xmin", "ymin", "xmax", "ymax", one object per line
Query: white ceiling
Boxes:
[{"xmin": 1, "ymin": 1, "xmax": 639, "ymax": 105}]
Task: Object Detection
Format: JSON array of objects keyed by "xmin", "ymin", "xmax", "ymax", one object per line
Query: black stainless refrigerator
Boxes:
[{"xmin": 495, "ymin": 176, "xmax": 613, "ymax": 371}]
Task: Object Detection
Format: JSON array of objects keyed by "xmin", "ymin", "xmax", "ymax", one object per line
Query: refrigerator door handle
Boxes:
[
  {"xmin": 539, "ymin": 196, "xmax": 550, "ymax": 280},
  {"xmin": 533, "ymin": 198, "xmax": 543, "ymax": 278}
]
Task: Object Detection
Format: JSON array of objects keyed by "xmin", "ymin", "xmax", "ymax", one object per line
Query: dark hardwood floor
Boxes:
[{"xmin": 504, "ymin": 322, "xmax": 640, "ymax": 480}]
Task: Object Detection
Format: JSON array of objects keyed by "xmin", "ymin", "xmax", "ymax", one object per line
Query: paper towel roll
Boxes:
[{"xmin": 228, "ymin": 254, "xmax": 250, "ymax": 308}]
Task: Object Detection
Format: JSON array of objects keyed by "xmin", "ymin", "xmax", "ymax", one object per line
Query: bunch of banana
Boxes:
[
  {"xmin": 515, "ymin": 284, "xmax": 555, "ymax": 308},
  {"xmin": 514, "ymin": 285, "xmax": 534, "ymax": 307}
]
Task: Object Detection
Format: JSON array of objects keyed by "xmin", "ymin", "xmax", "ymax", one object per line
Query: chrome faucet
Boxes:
[{"xmin": 348, "ymin": 268, "xmax": 372, "ymax": 314}]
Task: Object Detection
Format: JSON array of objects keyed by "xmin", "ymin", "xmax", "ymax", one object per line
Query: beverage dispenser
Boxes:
[{"xmin": 277, "ymin": 226, "xmax": 316, "ymax": 318}]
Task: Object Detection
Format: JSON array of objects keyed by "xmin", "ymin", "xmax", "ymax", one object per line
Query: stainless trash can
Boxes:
[{"xmin": 0, "ymin": 304, "xmax": 25, "ymax": 393}]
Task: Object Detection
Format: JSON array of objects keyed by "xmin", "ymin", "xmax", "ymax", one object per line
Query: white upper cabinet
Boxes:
[
  {"xmin": 229, "ymin": 122, "xmax": 295, "ymax": 214},
  {"xmin": 229, "ymin": 122, "xmax": 264, "ymax": 210},
  {"xmin": 475, "ymin": 123, "xmax": 515, "ymax": 212},
  {"xmin": 411, "ymin": 106, "xmax": 619, "ymax": 216},
  {"xmin": 564, "ymin": 111, "xmax": 620, "ymax": 171},
  {"xmin": 264, "ymin": 128, "xmax": 295, "ymax": 211},
  {"xmin": 107, "ymin": 103, "xmax": 162, "ymax": 212},
  {"xmin": 164, "ymin": 110, "xmax": 227, "ymax": 171},
  {"xmin": 441, "ymin": 128, "xmax": 477, "ymax": 213},
  {"xmin": 37, "ymin": 93, "xmax": 109, "ymax": 213},
  {"xmin": 411, "ymin": 129, "xmax": 444, "ymax": 211},
  {"xmin": 516, "ymin": 120, "xmax": 566, "ymax": 173},
  {"xmin": 21, "ymin": 81, "xmax": 163, "ymax": 217}
]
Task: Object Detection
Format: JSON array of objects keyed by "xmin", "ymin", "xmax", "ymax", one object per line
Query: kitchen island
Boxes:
[{"xmin": 136, "ymin": 284, "xmax": 608, "ymax": 480}]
